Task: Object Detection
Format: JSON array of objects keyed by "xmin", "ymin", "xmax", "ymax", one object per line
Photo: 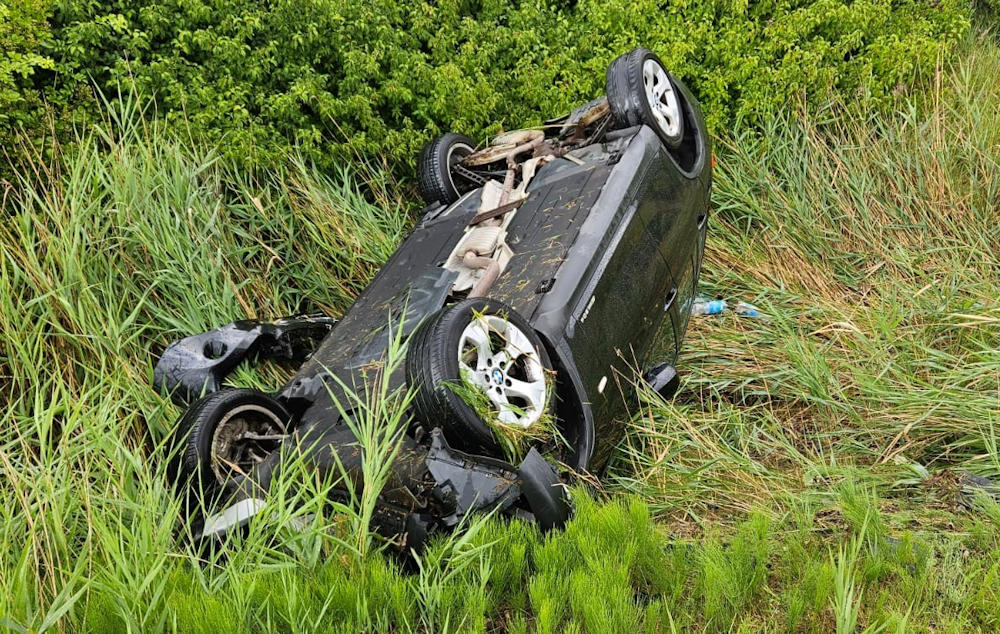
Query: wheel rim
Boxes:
[
  {"xmin": 210, "ymin": 404, "xmax": 288, "ymax": 483},
  {"xmin": 457, "ymin": 315, "xmax": 547, "ymax": 429},
  {"xmin": 641, "ymin": 59, "xmax": 682, "ymax": 139},
  {"xmin": 446, "ymin": 141, "xmax": 475, "ymax": 196}
]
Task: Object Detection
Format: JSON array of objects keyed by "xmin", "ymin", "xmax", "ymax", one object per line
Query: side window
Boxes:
[
  {"xmin": 646, "ymin": 306, "xmax": 679, "ymax": 366},
  {"xmin": 674, "ymin": 251, "xmax": 696, "ymax": 340}
]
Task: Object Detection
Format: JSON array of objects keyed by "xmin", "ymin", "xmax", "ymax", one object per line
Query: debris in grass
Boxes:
[
  {"xmin": 692, "ymin": 298, "xmax": 727, "ymax": 315},
  {"xmin": 692, "ymin": 296, "xmax": 766, "ymax": 319},
  {"xmin": 958, "ymin": 472, "xmax": 1000, "ymax": 509}
]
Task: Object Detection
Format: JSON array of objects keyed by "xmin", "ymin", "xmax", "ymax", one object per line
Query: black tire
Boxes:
[
  {"xmin": 174, "ymin": 388, "xmax": 291, "ymax": 497},
  {"xmin": 417, "ymin": 133, "xmax": 476, "ymax": 205},
  {"xmin": 405, "ymin": 298, "xmax": 553, "ymax": 453},
  {"xmin": 605, "ymin": 48, "xmax": 685, "ymax": 149}
]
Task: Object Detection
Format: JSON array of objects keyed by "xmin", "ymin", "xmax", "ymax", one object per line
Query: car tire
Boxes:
[
  {"xmin": 174, "ymin": 388, "xmax": 291, "ymax": 497},
  {"xmin": 417, "ymin": 133, "xmax": 477, "ymax": 206},
  {"xmin": 606, "ymin": 48, "xmax": 685, "ymax": 149},
  {"xmin": 406, "ymin": 298, "xmax": 553, "ymax": 453}
]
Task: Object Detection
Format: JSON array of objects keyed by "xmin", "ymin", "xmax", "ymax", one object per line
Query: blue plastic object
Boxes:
[{"xmin": 692, "ymin": 299, "xmax": 727, "ymax": 315}]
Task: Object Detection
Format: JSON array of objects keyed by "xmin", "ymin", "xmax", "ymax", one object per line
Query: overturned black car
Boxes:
[{"xmin": 154, "ymin": 48, "xmax": 712, "ymax": 549}]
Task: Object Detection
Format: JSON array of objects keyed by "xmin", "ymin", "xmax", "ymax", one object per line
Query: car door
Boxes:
[
  {"xmin": 567, "ymin": 193, "xmax": 669, "ymax": 450},
  {"xmin": 641, "ymin": 148, "xmax": 709, "ymax": 364}
]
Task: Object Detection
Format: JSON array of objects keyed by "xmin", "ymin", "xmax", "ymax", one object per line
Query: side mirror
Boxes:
[{"xmin": 643, "ymin": 362, "xmax": 679, "ymax": 400}]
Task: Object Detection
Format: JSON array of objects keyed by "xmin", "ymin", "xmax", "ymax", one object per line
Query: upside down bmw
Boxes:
[{"xmin": 154, "ymin": 47, "xmax": 712, "ymax": 548}]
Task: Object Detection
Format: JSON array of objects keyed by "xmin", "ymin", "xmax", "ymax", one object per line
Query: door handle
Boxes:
[{"xmin": 663, "ymin": 287, "xmax": 677, "ymax": 311}]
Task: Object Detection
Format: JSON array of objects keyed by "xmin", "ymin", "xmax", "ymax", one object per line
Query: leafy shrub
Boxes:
[
  {"xmin": 0, "ymin": 1, "xmax": 53, "ymax": 149},
  {"xmin": 6, "ymin": 0, "xmax": 971, "ymax": 176}
]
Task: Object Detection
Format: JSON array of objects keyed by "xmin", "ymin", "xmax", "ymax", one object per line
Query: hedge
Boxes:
[
  {"xmin": 1, "ymin": 1, "xmax": 52, "ymax": 150},
  {"xmin": 4, "ymin": 0, "xmax": 971, "ymax": 176}
]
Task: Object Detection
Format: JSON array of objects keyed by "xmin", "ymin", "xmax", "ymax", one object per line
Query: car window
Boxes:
[{"xmin": 675, "ymin": 251, "xmax": 696, "ymax": 339}]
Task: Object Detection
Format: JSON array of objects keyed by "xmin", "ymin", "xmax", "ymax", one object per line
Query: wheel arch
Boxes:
[{"xmin": 534, "ymin": 329, "xmax": 595, "ymax": 473}]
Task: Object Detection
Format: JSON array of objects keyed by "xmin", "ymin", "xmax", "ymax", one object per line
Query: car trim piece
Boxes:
[{"xmin": 198, "ymin": 498, "xmax": 267, "ymax": 540}]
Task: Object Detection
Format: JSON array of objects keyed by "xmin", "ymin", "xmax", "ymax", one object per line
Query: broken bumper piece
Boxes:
[
  {"xmin": 153, "ymin": 315, "xmax": 336, "ymax": 406},
  {"xmin": 195, "ymin": 429, "xmax": 570, "ymax": 548}
]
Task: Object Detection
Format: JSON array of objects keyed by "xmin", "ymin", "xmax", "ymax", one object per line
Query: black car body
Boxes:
[{"xmin": 154, "ymin": 48, "xmax": 711, "ymax": 547}]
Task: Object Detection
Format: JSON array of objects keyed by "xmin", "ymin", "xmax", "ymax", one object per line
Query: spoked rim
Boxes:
[
  {"xmin": 457, "ymin": 315, "xmax": 547, "ymax": 429},
  {"xmin": 642, "ymin": 59, "xmax": 682, "ymax": 139},
  {"xmin": 211, "ymin": 404, "xmax": 288, "ymax": 483},
  {"xmin": 446, "ymin": 140, "xmax": 475, "ymax": 196}
]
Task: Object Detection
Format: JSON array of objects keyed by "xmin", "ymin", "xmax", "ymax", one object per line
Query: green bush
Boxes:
[
  {"xmin": 6, "ymin": 0, "xmax": 971, "ymax": 176},
  {"xmin": 0, "ymin": 0, "xmax": 53, "ymax": 149}
]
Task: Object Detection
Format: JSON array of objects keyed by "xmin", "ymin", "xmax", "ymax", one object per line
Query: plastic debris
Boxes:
[
  {"xmin": 692, "ymin": 298, "xmax": 727, "ymax": 316},
  {"xmin": 734, "ymin": 301, "xmax": 762, "ymax": 318},
  {"xmin": 692, "ymin": 297, "xmax": 765, "ymax": 319}
]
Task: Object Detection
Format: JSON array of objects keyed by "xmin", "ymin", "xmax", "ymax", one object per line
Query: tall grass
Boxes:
[
  {"xmin": 2, "ymin": 31, "xmax": 1000, "ymax": 633},
  {"xmin": 0, "ymin": 95, "xmax": 413, "ymax": 630},
  {"xmin": 611, "ymin": 33, "xmax": 1000, "ymax": 524}
]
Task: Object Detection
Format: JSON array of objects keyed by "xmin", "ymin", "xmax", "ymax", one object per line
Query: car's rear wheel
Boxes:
[
  {"xmin": 606, "ymin": 48, "xmax": 685, "ymax": 149},
  {"xmin": 406, "ymin": 298, "xmax": 553, "ymax": 453},
  {"xmin": 417, "ymin": 133, "xmax": 477, "ymax": 206},
  {"xmin": 174, "ymin": 388, "xmax": 291, "ymax": 496}
]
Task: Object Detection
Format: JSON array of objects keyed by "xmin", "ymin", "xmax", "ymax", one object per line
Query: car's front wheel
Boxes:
[
  {"xmin": 406, "ymin": 298, "xmax": 553, "ymax": 454},
  {"xmin": 173, "ymin": 388, "xmax": 291, "ymax": 497},
  {"xmin": 606, "ymin": 48, "xmax": 685, "ymax": 149}
]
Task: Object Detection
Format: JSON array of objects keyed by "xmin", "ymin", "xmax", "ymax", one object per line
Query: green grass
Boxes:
[
  {"xmin": 3, "ymin": 28, "xmax": 1000, "ymax": 633},
  {"xmin": 446, "ymin": 365, "xmax": 561, "ymax": 464}
]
